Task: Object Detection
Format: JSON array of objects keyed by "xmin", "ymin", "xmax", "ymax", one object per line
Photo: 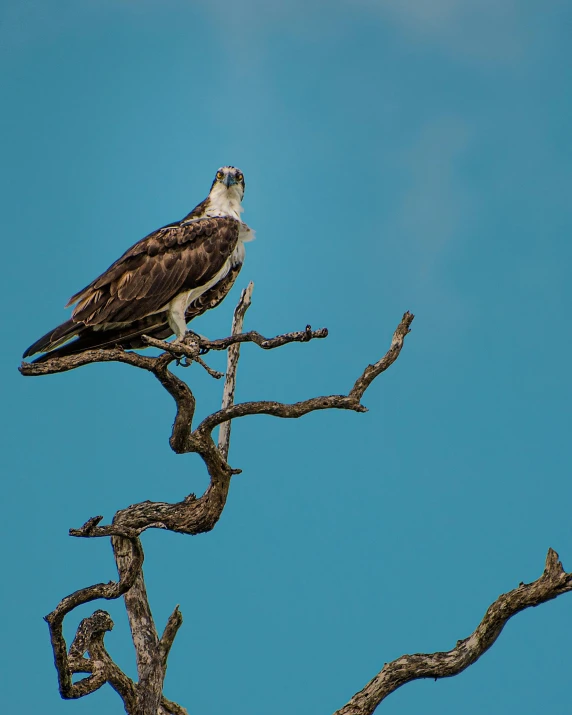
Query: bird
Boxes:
[{"xmin": 23, "ymin": 166, "xmax": 254, "ymax": 362}]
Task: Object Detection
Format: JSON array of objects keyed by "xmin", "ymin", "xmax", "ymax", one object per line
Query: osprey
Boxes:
[{"xmin": 23, "ymin": 166, "xmax": 254, "ymax": 361}]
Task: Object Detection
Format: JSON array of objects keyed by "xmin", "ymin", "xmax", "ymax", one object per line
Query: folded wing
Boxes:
[{"xmin": 23, "ymin": 217, "xmax": 241, "ymax": 359}]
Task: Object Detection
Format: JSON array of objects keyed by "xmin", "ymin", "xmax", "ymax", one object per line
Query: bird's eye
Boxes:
[
  {"xmin": 216, "ymin": 171, "xmax": 224, "ymax": 180},
  {"xmin": 236, "ymin": 173, "xmax": 243, "ymax": 182}
]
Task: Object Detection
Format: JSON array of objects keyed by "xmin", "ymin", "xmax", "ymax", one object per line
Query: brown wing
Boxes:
[
  {"xmin": 183, "ymin": 263, "xmax": 241, "ymax": 322},
  {"xmin": 67, "ymin": 217, "xmax": 240, "ymax": 327}
]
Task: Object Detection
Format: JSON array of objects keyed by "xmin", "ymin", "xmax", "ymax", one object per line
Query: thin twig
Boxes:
[
  {"xmin": 159, "ymin": 606, "xmax": 184, "ymax": 669},
  {"xmin": 200, "ymin": 325, "xmax": 328, "ymax": 351}
]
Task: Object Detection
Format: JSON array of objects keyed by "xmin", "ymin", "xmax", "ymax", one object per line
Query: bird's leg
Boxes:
[
  {"xmin": 167, "ymin": 299, "xmax": 211, "ymax": 353},
  {"xmin": 168, "ymin": 301, "xmax": 198, "ymax": 361},
  {"xmin": 165, "ymin": 302, "xmax": 218, "ymax": 368}
]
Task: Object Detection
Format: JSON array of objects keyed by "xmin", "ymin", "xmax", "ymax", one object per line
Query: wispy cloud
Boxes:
[
  {"xmin": 2, "ymin": 0, "xmax": 531, "ymax": 66},
  {"xmin": 198, "ymin": 0, "xmax": 529, "ymax": 65},
  {"xmin": 371, "ymin": 0, "xmax": 525, "ymax": 63},
  {"xmin": 387, "ymin": 117, "xmax": 473, "ymax": 310}
]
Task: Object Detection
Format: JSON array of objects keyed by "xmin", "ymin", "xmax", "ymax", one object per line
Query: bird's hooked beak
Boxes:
[{"xmin": 223, "ymin": 173, "xmax": 237, "ymax": 188}]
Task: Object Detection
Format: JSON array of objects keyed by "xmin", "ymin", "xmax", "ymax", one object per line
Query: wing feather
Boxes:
[
  {"xmin": 70, "ymin": 217, "xmax": 240, "ymax": 326},
  {"xmin": 26, "ymin": 263, "xmax": 244, "ymax": 361}
]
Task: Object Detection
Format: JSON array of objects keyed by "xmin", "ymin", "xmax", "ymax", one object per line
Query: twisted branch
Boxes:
[
  {"xmin": 25, "ymin": 300, "xmax": 413, "ymax": 538},
  {"xmin": 44, "ymin": 536, "xmax": 142, "ymax": 705},
  {"xmin": 26, "ymin": 291, "xmax": 572, "ymax": 715},
  {"xmin": 334, "ymin": 549, "xmax": 572, "ymax": 714},
  {"xmin": 32, "ymin": 291, "xmax": 417, "ymax": 714}
]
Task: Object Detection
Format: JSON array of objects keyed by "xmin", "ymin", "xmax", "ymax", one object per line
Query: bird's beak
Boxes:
[{"xmin": 223, "ymin": 174, "xmax": 236, "ymax": 188}]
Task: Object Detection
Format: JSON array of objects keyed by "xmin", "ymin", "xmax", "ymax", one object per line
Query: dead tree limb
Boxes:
[
  {"xmin": 21, "ymin": 301, "xmax": 414, "ymax": 538},
  {"xmin": 27, "ymin": 288, "xmax": 414, "ymax": 713},
  {"xmin": 334, "ymin": 548, "xmax": 572, "ymax": 714},
  {"xmin": 27, "ymin": 287, "xmax": 569, "ymax": 715},
  {"xmin": 112, "ymin": 535, "xmax": 166, "ymax": 715},
  {"xmin": 44, "ymin": 535, "xmax": 142, "ymax": 709},
  {"xmin": 218, "ymin": 280, "xmax": 254, "ymax": 460}
]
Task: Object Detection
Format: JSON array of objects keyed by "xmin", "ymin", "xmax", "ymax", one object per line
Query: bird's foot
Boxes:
[
  {"xmin": 187, "ymin": 330, "xmax": 211, "ymax": 355},
  {"xmin": 171, "ymin": 331, "xmax": 199, "ymax": 350},
  {"xmin": 170, "ymin": 332, "xmax": 221, "ymax": 378}
]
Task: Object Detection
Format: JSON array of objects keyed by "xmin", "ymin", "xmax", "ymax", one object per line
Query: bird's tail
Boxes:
[
  {"xmin": 24, "ymin": 315, "xmax": 172, "ymax": 363},
  {"xmin": 22, "ymin": 320, "xmax": 81, "ymax": 359}
]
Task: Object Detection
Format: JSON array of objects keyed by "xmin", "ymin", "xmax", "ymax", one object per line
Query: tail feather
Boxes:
[
  {"xmin": 22, "ymin": 320, "xmax": 80, "ymax": 359},
  {"xmin": 27, "ymin": 316, "xmax": 169, "ymax": 363}
]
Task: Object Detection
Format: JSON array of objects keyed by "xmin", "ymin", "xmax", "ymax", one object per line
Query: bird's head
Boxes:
[{"xmin": 210, "ymin": 166, "xmax": 245, "ymax": 201}]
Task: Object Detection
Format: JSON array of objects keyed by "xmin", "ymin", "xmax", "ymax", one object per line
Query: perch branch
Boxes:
[
  {"xmin": 40, "ymin": 309, "xmax": 413, "ymax": 539},
  {"xmin": 199, "ymin": 324, "xmax": 328, "ymax": 351},
  {"xmin": 78, "ymin": 311, "xmax": 413, "ymax": 536},
  {"xmin": 19, "ymin": 326, "xmax": 328, "ymax": 378},
  {"xmin": 219, "ymin": 281, "xmax": 254, "ymax": 460},
  {"xmin": 334, "ymin": 548, "xmax": 572, "ymax": 715},
  {"xmin": 139, "ymin": 335, "xmax": 224, "ymax": 378}
]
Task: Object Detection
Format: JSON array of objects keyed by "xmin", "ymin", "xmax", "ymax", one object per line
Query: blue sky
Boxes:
[{"xmin": 2, "ymin": 1, "xmax": 571, "ymax": 713}]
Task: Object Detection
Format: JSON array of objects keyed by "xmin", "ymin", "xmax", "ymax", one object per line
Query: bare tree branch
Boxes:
[
  {"xmin": 160, "ymin": 696, "xmax": 190, "ymax": 715},
  {"xmin": 18, "ymin": 324, "xmax": 328, "ymax": 378},
  {"xmin": 159, "ymin": 606, "xmax": 183, "ymax": 670},
  {"xmin": 30, "ymin": 292, "xmax": 418, "ymax": 714},
  {"xmin": 113, "ymin": 535, "xmax": 164, "ymax": 715},
  {"xmin": 334, "ymin": 548, "xmax": 572, "ymax": 715},
  {"xmin": 219, "ymin": 281, "xmax": 254, "ymax": 460},
  {"xmin": 70, "ymin": 611, "xmax": 137, "ymax": 708},
  {"xmin": 45, "ymin": 530, "xmax": 187, "ymax": 714},
  {"xmin": 349, "ymin": 312, "xmax": 414, "ymax": 401},
  {"xmin": 200, "ymin": 324, "xmax": 328, "ymax": 351},
  {"xmin": 48, "ymin": 311, "xmax": 414, "ymax": 540},
  {"xmin": 44, "ymin": 536, "xmax": 143, "ymax": 708},
  {"xmin": 26, "ymin": 289, "xmax": 572, "ymax": 715},
  {"xmin": 195, "ymin": 312, "xmax": 414, "ymax": 437}
]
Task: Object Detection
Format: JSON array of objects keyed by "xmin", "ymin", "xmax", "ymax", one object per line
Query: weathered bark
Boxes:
[
  {"xmin": 218, "ymin": 281, "xmax": 254, "ymax": 460},
  {"xmin": 335, "ymin": 548, "xmax": 572, "ymax": 714},
  {"xmin": 44, "ymin": 533, "xmax": 142, "ymax": 711},
  {"xmin": 25, "ymin": 289, "xmax": 571, "ymax": 714}
]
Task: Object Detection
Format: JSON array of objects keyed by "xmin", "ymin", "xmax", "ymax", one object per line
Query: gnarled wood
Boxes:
[
  {"xmin": 29, "ymin": 294, "xmax": 572, "ymax": 714},
  {"xmin": 334, "ymin": 549, "xmax": 572, "ymax": 715}
]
